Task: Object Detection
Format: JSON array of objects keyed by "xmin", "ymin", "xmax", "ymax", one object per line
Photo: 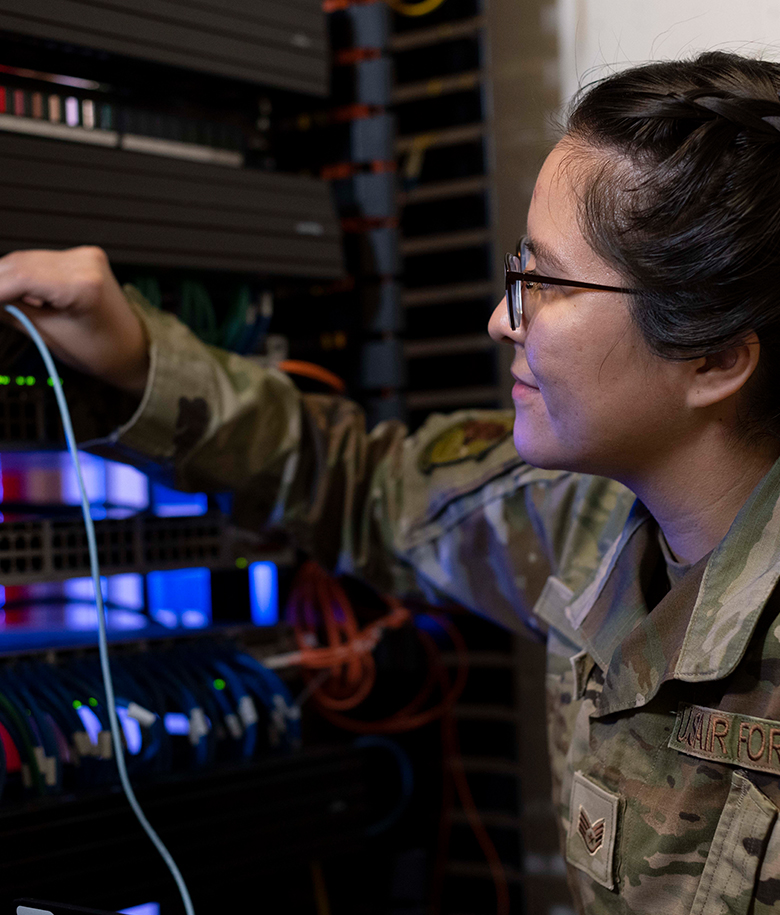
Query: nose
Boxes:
[{"xmin": 488, "ymin": 295, "xmax": 522, "ymax": 344}]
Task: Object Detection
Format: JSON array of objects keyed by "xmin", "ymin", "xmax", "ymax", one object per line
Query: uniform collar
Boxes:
[{"xmin": 566, "ymin": 456, "xmax": 780, "ymax": 716}]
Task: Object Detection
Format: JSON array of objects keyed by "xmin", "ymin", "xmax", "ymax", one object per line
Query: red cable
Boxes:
[
  {"xmin": 278, "ymin": 360, "xmax": 346, "ymax": 394},
  {"xmin": 286, "ymin": 564, "xmax": 509, "ymax": 912}
]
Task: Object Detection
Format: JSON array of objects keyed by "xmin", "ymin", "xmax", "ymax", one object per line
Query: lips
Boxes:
[{"xmin": 511, "ymin": 370, "xmax": 539, "ymax": 390}]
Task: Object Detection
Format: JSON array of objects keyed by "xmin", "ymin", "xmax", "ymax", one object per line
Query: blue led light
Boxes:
[
  {"xmin": 105, "ymin": 460, "xmax": 150, "ymax": 510},
  {"xmin": 108, "ymin": 573, "xmax": 145, "ymax": 610},
  {"xmin": 164, "ymin": 712, "xmax": 190, "ymax": 735},
  {"xmin": 62, "ymin": 602, "xmax": 147, "ymax": 632},
  {"xmin": 147, "ymin": 567, "xmax": 212, "ymax": 629},
  {"xmin": 76, "ymin": 704, "xmax": 101, "ymax": 744},
  {"xmin": 64, "ymin": 576, "xmax": 107, "ymax": 601},
  {"xmin": 151, "ymin": 482, "xmax": 208, "ymax": 517},
  {"xmin": 180, "ymin": 609, "xmax": 209, "ymax": 629},
  {"xmin": 152, "ymin": 609, "xmax": 178, "ymax": 630},
  {"xmin": 61, "ymin": 450, "xmax": 106, "ymax": 508},
  {"xmin": 120, "ymin": 904, "xmax": 161, "ymax": 915},
  {"xmin": 248, "ymin": 561, "xmax": 279, "ymax": 626},
  {"xmin": 116, "ymin": 706, "xmax": 143, "ymax": 755}
]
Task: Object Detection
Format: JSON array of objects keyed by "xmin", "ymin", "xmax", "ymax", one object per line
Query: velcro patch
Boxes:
[
  {"xmin": 417, "ymin": 417, "xmax": 513, "ymax": 474},
  {"xmin": 566, "ymin": 771, "xmax": 620, "ymax": 890},
  {"xmin": 669, "ymin": 702, "xmax": 780, "ymax": 775}
]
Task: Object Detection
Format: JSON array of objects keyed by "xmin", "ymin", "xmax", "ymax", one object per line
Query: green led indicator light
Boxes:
[
  {"xmin": 1, "ymin": 374, "xmax": 40, "ymax": 385},
  {"xmin": 235, "ymin": 557, "xmax": 248, "ymax": 569},
  {"xmin": 88, "ymin": 697, "xmax": 98, "ymax": 708},
  {"xmin": 213, "ymin": 678, "xmax": 226, "ymax": 691},
  {"xmin": 46, "ymin": 377, "xmax": 64, "ymax": 387},
  {"xmin": 73, "ymin": 700, "xmax": 82, "ymax": 709}
]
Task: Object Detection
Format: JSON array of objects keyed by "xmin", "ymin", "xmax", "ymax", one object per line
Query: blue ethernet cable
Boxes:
[
  {"xmin": 111, "ymin": 657, "xmax": 173, "ymax": 774},
  {"xmin": 19, "ymin": 662, "xmax": 83, "ymax": 741},
  {"xmin": 134, "ymin": 653, "xmax": 211, "ymax": 769},
  {"xmin": 71, "ymin": 657, "xmax": 160, "ymax": 776},
  {"xmin": 171, "ymin": 653, "xmax": 242, "ymax": 759},
  {"xmin": 0, "ymin": 672, "xmax": 58, "ymax": 791},
  {"xmin": 233, "ymin": 652, "xmax": 301, "ymax": 747},
  {"xmin": 1, "ymin": 672, "xmax": 61, "ymax": 791},
  {"xmin": 207, "ymin": 654, "xmax": 258, "ymax": 758},
  {"xmin": 0, "ymin": 686, "xmax": 44, "ymax": 794},
  {"xmin": 353, "ymin": 736, "xmax": 414, "ymax": 837},
  {"xmin": 21, "ymin": 662, "xmax": 113, "ymax": 784},
  {"xmin": 38, "ymin": 662, "xmax": 121, "ymax": 786},
  {"xmin": 5, "ymin": 304, "xmax": 196, "ymax": 915},
  {"xmin": 85, "ymin": 657, "xmax": 167, "ymax": 771}
]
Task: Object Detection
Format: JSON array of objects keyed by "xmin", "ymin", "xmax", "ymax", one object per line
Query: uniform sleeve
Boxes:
[{"xmin": 90, "ymin": 288, "xmax": 633, "ymax": 633}]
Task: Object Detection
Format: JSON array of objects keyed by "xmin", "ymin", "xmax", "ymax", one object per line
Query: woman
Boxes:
[{"xmin": 2, "ymin": 50, "xmax": 779, "ymax": 914}]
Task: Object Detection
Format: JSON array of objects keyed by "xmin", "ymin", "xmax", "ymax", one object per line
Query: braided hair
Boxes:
[{"xmin": 566, "ymin": 51, "xmax": 780, "ymax": 441}]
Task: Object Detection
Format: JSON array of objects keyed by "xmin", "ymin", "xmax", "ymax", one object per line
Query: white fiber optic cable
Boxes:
[{"xmin": 5, "ymin": 304, "xmax": 196, "ymax": 915}]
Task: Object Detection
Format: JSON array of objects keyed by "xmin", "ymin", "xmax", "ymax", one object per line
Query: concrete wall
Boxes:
[{"xmin": 557, "ymin": 0, "xmax": 780, "ymax": 107}]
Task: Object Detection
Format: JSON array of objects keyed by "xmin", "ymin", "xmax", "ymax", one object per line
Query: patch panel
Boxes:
[{"xmin": 0, "ymin": 514, "xmax": 230, "ymax": 585}]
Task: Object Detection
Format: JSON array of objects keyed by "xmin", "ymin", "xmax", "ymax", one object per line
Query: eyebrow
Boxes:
[{"xmin": 520, "ymin": 237, "xmax": 568, "ymax": 274}]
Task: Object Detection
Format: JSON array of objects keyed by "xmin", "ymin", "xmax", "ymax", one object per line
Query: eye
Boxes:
[{"xmin": 523, "ymin": 277, "xmax": 552, "ymax": 293}]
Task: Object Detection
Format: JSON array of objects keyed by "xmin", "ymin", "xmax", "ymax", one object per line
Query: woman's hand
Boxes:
[{"xmin": 0, "ymin": 246, "xmax": 149, "ymax": 394}]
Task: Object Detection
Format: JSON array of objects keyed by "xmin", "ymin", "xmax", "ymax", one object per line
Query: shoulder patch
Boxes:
[{"xmin": 418, "ymin": 416, "xmax": 514, "ymax": 474}]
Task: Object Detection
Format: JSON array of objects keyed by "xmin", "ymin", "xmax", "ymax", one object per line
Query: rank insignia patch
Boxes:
[
  {"xmin": 567, "ymin": 771, "xmax": 620, "ymax": 889},
  {"xmin": 578, "ymin": 806, "xmax": 605, "ymax": 855},
  {"xmin": 418, "ymin": 417, "xmax": 514, "ymax": 474}
]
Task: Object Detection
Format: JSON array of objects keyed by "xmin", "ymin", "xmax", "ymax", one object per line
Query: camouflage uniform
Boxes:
[{"xmin": 97, "ymin": 292, "xmax": 780, "ymax": 914}]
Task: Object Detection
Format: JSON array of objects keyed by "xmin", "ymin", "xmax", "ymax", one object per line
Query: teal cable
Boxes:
[
  {"xmin": 179, "ymin": 280, "xmax": 218, "ymax": 345},
  {"xmin": 220, "ymin": 284, "xmax": 251, "ymax": 350},
  {"xmin": 132, "ymin": 277, "xmax": 162, "ymax": 310},
  {"xmin": 4, "ymin": 304, "xmax": 196, "ymax": 915}
]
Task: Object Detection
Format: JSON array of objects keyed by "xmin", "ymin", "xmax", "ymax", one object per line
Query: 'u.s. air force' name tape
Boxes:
[{"xmin": 669, "ymin": 702, "xmax": 780, "ymax": 774}]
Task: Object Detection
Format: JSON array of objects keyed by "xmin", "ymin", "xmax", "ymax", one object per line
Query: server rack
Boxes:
[
  {"xmin": 0, "ymin": 6, "xmax": 375, "ymax": 913},
  {"xmin": 0, "ymin": 1, "xmax": 573, "ymax": 913}
]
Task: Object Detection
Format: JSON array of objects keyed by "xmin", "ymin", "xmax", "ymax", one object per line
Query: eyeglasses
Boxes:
[{"xmin": 504, "ymin": 237, "xmax": 635, "ymax": 331}]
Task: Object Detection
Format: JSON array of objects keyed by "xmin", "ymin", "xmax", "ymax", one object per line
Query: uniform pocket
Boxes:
[
  {"xmin": 566, "ymin": 770, "xmax": 621, "ymax": 890},
  {"xmin": 689, "ymin": 771, "xmax": 778, "ymax": 915}
]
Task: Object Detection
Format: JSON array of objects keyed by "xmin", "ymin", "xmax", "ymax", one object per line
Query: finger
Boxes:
[{"xmin": 0, "ymin": 299, "xmax": 35, "ymax": 334}]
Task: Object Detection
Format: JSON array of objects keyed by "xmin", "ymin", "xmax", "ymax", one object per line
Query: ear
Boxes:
[{"xmin": 685, "ymin": 333, "xmax": 761, "ymax": 410}]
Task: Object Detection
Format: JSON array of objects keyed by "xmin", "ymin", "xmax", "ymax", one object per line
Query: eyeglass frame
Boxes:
[{"xmin": 504, "ymin": 238, "xmax": 636, "ymax": 331}]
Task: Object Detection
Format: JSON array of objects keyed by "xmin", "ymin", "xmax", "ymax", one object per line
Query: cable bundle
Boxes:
[
  {"xmin": 0, "ymin": 644, "xmax": 300, "ymax": 804},
  {"xmin": 280, "ymin": 561, "xmax": 510, "ymax": 915},
  {"xmin": 132, "ymin": 277, "xmax": 270, "ymax": 354}
]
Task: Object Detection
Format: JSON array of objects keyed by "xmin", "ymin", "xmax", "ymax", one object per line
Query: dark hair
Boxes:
[{"xmin": 566, "ymin": 51, "xmax": 780, "ymax": 441}]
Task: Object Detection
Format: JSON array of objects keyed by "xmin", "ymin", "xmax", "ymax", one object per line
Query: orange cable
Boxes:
[
  {"xmin": 277, "ymin": 360, "xmax": 346, "ymax": 394},
  {"xmin": 442, "ymin": 706, "xmax": 510, "ymax": 915},
  {"xmin": 285, "ymin": 564, "xmax": 507, "ymax": 912},
  {"xmin": 288, "ymin": 563, "xmax": 408, "ymax": 710}
]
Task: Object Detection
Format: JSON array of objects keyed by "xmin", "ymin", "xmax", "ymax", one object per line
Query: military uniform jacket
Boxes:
[{"xmin": 96, "ymin": 292, "xmax": 780, "ymax": 915}]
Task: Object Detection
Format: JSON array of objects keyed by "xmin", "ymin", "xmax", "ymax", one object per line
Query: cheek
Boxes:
[
  {"xmin": 525, "ymin": 320, "xmax": 589, "ymax": 409},
  {"xmin": 524, "ymin": 316, "xmax": 638, "ymax": 440}
]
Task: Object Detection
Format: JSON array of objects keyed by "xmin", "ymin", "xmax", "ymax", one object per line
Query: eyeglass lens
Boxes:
[{"xmin": 506, "ymin": 253, "xmax": 523, "ymax": 330}]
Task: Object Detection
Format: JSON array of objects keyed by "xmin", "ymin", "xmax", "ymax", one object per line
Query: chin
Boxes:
[
  {"xmin": 512, "ymin": 433, "xmax": 565, "ymax": 471},
  {"xmin": 512, "ymin": 421, "xmax": 590, "ymax": 473}
]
